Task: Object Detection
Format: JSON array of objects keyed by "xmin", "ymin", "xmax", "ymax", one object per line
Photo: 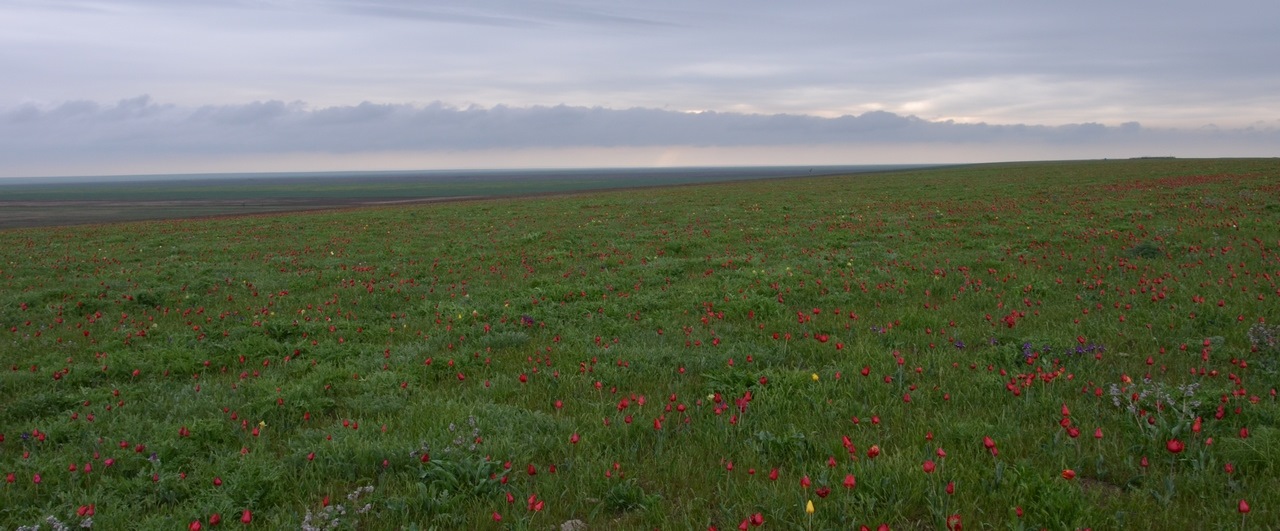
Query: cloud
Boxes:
[
  {"xmin": 5, "ymin": 1, "xmax": 1278, "ymax": 129},
  {"xmin": 316, "ymin": 0, "xmax": 679, "ymax": 29},
  {"xmin": 1, "ymin": 96, "xmax": 1277, "ymax": 177}
]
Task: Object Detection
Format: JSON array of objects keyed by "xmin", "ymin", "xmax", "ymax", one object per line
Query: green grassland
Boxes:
[
  {"xmin": 0, "ymin": 166, "xmax": 910, "ymax": 229},
  {"xmin": 1, "ymin": 158, "xmax": 1279, "ymax": 530}
]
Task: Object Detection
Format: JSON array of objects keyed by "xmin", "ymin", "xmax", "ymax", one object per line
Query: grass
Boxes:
[
  {"xmin": 0, "ymin": 166, "xmax": 917, "ymax": 229},
  {"xmin": 1, "ymin": 158, "xmax": 1278, "ymax": 530}
]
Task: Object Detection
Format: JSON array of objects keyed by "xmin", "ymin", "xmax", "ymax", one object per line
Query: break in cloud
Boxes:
[{"xmin": 1, "ymin": 96, "xmax": 1278, "ymax": 177}]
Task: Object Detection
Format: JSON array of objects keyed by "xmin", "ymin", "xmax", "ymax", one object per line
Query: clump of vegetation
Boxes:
[
  {"xmin": 603, "ymin": 479, "xmax": 661, "ymax": 514},
  {"xmin": 1248, "ymin": 322, "xmax": 1279, "ymax": 354},
  {"xmin": 1126, "ymin": 240, "xmax": 1163, "ymax": 258}
]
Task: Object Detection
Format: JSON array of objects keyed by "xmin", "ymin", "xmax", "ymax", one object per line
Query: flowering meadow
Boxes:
[{"xmin": 2, "ymin": 158, "xmax": 1279, "ymax": 530}]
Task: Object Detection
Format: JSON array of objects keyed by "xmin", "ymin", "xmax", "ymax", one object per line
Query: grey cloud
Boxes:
[
  {"xmin": 0, "ymin": 0, "xmax": 117, "ymax": 13},
  {"xmin": 318, "ymin": 0, "xmax": 679, "ymax": 28},
  {"xmin": 2, "ymin": 98, "xmax": 1276, "ymax": 173},
  {"xmin": 3, "ymin": 0, "xmax": 1277, "ymax": 130},
  {"xmin": 3, "ymin": 96, "xmax": 169, "ymax": 124},
  {"xmin": 3, "ymin": 104, "xmax": 44, "ymax": 123},
  {"xmin": 322, "ymin": 1, "xmax": 541, "ymax": 28},
  {"xmin": 191, "ymin": 100, "xmax": 301, "ymax": 125},
  {"xmin": 98, "ymin": 95, "xmax": 171, "ymax": 120},
  {"xmin": 306, "ymin": 101, "xmax": 410, "ymax": 125}
]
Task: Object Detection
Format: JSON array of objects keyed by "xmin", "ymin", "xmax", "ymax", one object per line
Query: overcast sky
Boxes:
[{"xmin": 2, "ymin": 0, "xmax": 1278, "ymax": 178}]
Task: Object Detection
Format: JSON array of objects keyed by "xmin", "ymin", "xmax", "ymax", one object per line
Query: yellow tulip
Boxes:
[
  {"xmin": 805, "ymin": 500, "xmax": 815, "ymax": 514},
  {"xmin": 811, "ymin": 373, "xmax": 819, "ymax": 382}
]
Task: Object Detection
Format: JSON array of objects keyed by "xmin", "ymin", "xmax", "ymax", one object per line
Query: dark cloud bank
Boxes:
[{"xmin": 2, "ymin": 96, "xmax": 1277, "ymax": 173}]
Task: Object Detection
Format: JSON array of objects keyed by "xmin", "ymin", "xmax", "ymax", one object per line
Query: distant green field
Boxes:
[
  {"xmin": 0, "ymin": 165, "xmax": 922, "ymax": 229},
  {"xmin": 0, "ymin": 166, "xmax": 929, "ymax": 201},
  {"xmin": 1, "ymin": 158, "xmax": 1278, "ymax": 530}
]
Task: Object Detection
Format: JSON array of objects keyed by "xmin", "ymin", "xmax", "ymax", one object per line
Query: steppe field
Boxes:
[{"xmin": 2, "ymin": 158, "xmax": 1279, "ymax": 530}]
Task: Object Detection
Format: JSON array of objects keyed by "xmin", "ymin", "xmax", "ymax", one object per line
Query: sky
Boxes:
[{"xmin": 2, "ymin": 0, "xmax": 1278, "ymax": 178}]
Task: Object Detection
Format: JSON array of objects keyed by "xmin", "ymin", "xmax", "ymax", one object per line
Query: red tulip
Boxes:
[
  {"xmin": 240, "ymin": 510, "xmax": 252, "ymax": 524},
  {"xmin": 210, "ymin": 513, "xmax": 222, "ymax": 526},
  {"xmin": 570, "ymin": 433, "xmax": 580, "ymax": 444},
  {"xmin": 750, "ymin": 512, "xmax": 764, "ymax": 526},
  {"xmin": 1239, "ymin": 499, "xmax": 1250, "ymax": 514},
  {"xmin": 1166, "ymin": 439, "xmax": 1185, "ymax": 454},
  {"xmin": 800, "ymin": 475, "xmax": 811, "ymax": 489},
  {"xmin": 214, "ymin": 477, "xmax": 222, "ymax": 487},
  {"xmin": 1062, "ymin": 469, "xmax": 1076, "ymax": 480},
  {"xmin": 190, "ymin": 521, "xmax": 202, "ymax": 531},
  {"xmin": 492, "ymin": 512, "xmax": 502, "ymax": 521},
  {"xmin": 843, "ymin": 474, "xmax": 856, "ymax": 489},
  {"xmin": 923, "ymin": 460, "xmax": 936, "ymax": 473},
  {"xmin": 768, "ymin": 468, "xmax": 779, "ymax": 481}
]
